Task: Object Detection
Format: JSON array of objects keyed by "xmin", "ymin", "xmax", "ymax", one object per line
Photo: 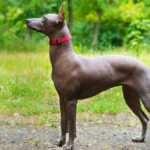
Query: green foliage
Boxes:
[
  {"xmin": 127, "ymin": 19, "xmax": 150, "ymax": 54},
  {"xmin": 73, "ymin": 0, "xmax": 150, "ymax": 50},
  {"xmin": 0, "ymin": 0, "xmax": 62, "ymax": 51},
  {"xmin": 0, "ymin": 0, "xmax": 150, "ymax": 51}
]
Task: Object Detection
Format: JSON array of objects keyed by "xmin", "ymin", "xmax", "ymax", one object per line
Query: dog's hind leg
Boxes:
[
  {"xmin": 134, "ymin": 73, "xmax": 150, "ymax": 114},
  {"xmin": 122, "ymin": 85, "xmax": 148, "ymax": 142}
]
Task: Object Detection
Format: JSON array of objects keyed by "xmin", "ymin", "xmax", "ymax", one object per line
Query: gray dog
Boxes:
[{"xmin": 26, "ymin": 4, "xmax": 150, "ymax": 150}]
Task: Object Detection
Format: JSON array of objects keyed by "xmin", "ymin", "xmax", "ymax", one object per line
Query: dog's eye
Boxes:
[{"xmin": 42, "ymin": 16, "xmax": 48, "ymax": 22}]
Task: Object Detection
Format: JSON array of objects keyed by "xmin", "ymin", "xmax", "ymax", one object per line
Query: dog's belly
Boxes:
[
  {"xmin": 78, "ymin": 86, "xmax": 117, "ymax": 99},
  {"xmin": 78, "ymin": 79, "xmax": 119, "ymax": 99}
]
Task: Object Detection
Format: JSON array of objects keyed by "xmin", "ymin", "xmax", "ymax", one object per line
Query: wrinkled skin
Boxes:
[{"xmin": 26, "ymin": 4, "xmax": 150, "ymax": 150}]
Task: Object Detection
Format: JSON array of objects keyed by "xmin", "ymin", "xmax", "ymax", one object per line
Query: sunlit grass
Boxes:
[
  {"xmin": 0, "ymin": 52, "xmax": 58, "ymax": 116},
  {"xmin": 0, "ymin": 50, "xmax": 150, "ymax": 118}
]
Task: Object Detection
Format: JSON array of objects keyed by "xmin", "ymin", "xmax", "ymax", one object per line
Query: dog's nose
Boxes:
[{"xmin": 26, "ymin": 19, "xmax": 30, "ymax": 24}]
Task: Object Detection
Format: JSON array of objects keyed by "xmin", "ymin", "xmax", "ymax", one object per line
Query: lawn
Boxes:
[{"xmin": 0, "ymin": 50, "xmax": 150, "ymax": 124}]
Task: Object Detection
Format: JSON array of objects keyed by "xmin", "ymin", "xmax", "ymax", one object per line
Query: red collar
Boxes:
[{"xmin": 49, "ymin": 35, "xmax": 72, "ymax": 45}]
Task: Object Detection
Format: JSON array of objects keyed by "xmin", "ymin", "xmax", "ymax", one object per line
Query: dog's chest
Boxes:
[{"xmin": 51, "ymin": 65, "xmax": 79, "ymax": 98}]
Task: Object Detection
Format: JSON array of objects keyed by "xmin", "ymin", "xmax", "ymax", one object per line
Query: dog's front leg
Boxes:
[
  {"xmin": 63, "ymin": 99, "xmax": 77, "ymax": 150},
  {"xmin": 55, "ymin": 97, "xmax": 68, "ymax": 147}
]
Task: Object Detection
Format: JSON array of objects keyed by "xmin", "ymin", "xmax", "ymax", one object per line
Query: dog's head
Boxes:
[{"xmin": 26, "ymin": 4, "xmax": 65, "ymax": 36}]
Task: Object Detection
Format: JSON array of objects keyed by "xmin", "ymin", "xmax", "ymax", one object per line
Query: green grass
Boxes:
[
  {"xmin": 0, "ymin": 52, "xmax": 58, "ymax": 116},
  {"xmin": 0, "ymin": 50, "xmax": 150, "ymax": 120}
]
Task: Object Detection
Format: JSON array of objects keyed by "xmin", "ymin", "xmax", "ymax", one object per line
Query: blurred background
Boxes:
[
  {"xmin": 0, "ymin": 0, "xmax": 150, "ymax": 122},
  {"xmin": 0, "ymin": 0, "xmax": 150, "ymax": 53},
  {"xmin": 0, "ymin": 2, "xmax": 150, "ymax": 149}
]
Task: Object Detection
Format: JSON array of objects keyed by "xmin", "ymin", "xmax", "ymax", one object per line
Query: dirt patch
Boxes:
[{"xmin": 0, "ymin": 114, "xmax": 150, "ymax": 150}]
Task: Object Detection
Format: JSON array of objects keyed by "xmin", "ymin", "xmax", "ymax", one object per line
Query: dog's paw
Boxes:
[
  {"xmin": 54, "ymin": 138, "xmax": 66, "ymax": 147},
  {"xmin": 132, "ymin": 137, "xmax": 145, "ymax": 143},
  {"xmin": 63, "ymin": 144, "xmax": 74, "ymax": 150}
]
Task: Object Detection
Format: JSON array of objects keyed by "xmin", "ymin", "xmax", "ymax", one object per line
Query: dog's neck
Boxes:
[{"xmin": 49, "ymin": 24, "xmax": 73, "ymax": 68}]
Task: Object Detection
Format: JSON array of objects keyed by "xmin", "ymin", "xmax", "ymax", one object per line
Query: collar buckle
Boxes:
[{"xmin": 57, "ymin": 38, "xmax": 61, "ymax": 44}]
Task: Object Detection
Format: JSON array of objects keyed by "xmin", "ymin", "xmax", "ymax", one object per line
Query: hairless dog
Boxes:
[{"xmin": 26, "ymin": 4, "xmax": 150, "ymax": 150}]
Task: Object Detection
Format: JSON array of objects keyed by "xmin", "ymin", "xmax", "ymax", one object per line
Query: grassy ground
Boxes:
[{"xmin": 0, "ymin": 50, "xmax": 150, "ymax": 124}]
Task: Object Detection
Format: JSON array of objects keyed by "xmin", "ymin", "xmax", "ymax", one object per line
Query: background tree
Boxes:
[
  {"xmin": 0, "ymin": 0, "xmax": 150, "ymax": 52},
  {"xmin": 67, "ymin": 0, "xmax": 73, "ymax": 33}
]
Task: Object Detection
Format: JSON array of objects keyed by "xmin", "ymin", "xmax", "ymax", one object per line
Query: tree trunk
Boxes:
[
  {"xmin": 92, "ymin": 12, "xmax": 101, "ymax": 46},
  {"xmin": 67, "ymin": 0, "xmax": 73, "ymax": 33},
  {"xmin": 133, "ymin": 0, "xmax": 139, "ymax": 3},
  {"xmin": 92, "ymin": 22, "xmax": 100, "ymax": 46},
  {"xmin": 1, "ymin": 6, "xmax": 7, "ymax": 32}
]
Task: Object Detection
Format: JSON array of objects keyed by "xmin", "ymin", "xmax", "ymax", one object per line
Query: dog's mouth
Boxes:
[
  {"xmin": 27, "ymin": 24, "xmax": 41, "ymax": 32},
  {"xmin": 26, "ymin": 19, "xmax": 42, "ymax": 32}
]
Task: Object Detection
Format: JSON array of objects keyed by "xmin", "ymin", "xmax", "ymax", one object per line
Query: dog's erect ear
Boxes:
[{"xmin": 58, "ymin": 3, "xmax": 65, "ymax": 22}]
